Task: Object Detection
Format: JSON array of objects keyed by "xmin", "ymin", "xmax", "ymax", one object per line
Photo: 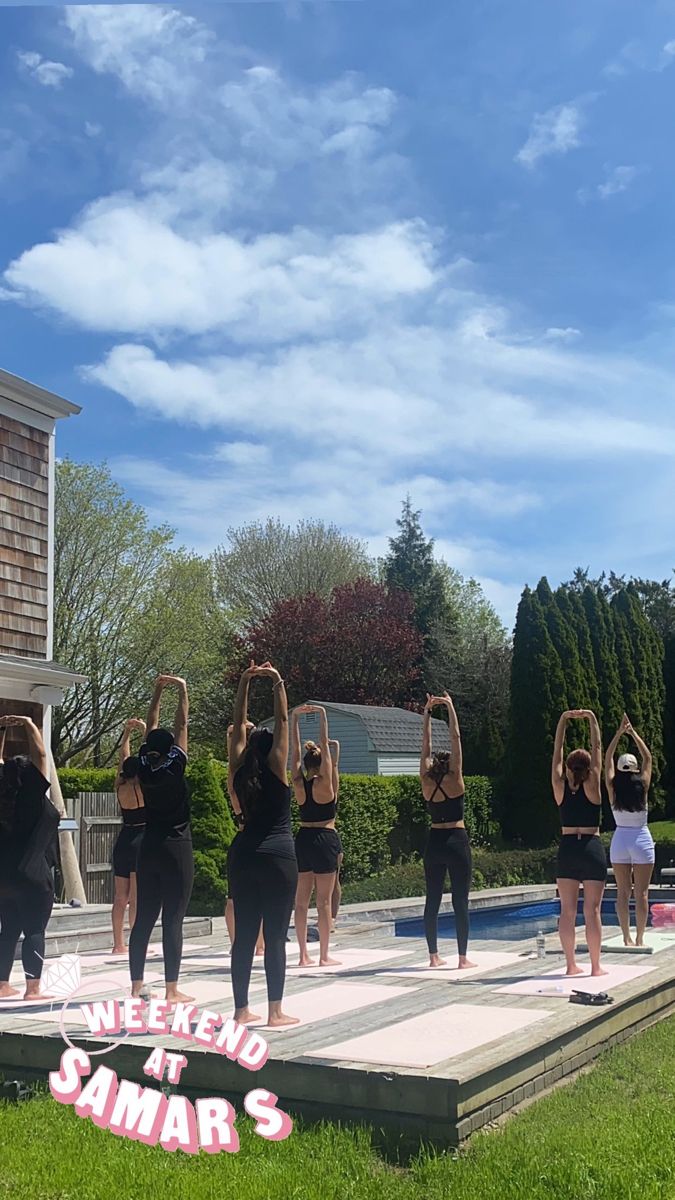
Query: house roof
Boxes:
[
  {"xmin": 307, "ymin": 701, "xmax": 452, "ymax": 754},
  {"xmin": 0, "ymin": 367, "xmax": 81, "ymax": 422},
  {"xmin": 0, "ymin": 655, "xmax": 87, "ymax": 689}
]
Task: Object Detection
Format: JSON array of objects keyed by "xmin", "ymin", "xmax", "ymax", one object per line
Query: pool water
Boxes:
[{"xmin": 394, "ymin": 898, "xmax": 654, "ymax": 943}]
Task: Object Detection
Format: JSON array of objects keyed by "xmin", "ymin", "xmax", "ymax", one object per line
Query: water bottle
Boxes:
[{"xmin": 536, "ymin": 930, "xmax": 546, "ymax": 959}]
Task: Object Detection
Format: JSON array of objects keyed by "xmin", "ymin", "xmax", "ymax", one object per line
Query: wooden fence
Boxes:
[{"xmin": 70, "ymin": 792, "xmax": 120, "ymax": 904}]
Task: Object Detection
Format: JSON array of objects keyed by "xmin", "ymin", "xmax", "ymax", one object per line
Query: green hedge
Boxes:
[
  {"xmin": 387, "ymin": 774, "xmax": 497, "ymax": 860},
  {"xmin": 342, "ymin": 845, "xmax": 558, "ymax": 904}
]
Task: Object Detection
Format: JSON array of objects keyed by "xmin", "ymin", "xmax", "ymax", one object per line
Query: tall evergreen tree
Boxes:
[
  {"xmin": 536, "ymin": 578, "xmax": 586, "ymax": 717},
  {"xmin": 504, "ymin": 587, "xmax": 567, "ymax": 846},
  {"xmin": 582, "ymin": 586, "xmax": 624, "ymax": 743},
  {"xmin": 556, "ymin": 587, "xmax": 602, "ymax": 719},
  {"xmin": 613, "ymin": 586, "xmax": 665, "ymax": 781},
  {"xmin": 663, "ymin": 635, "xmax": 675, "ymax": 805},
  {"xmin": 611, "ymin": 590, "xmax": 645, "ymax": 734},
  {"xmin": 384, "ymin": 498, "xmax": 448, "ymax": 646}
]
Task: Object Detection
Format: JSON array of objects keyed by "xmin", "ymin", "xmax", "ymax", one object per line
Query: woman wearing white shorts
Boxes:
[{"xmin": 604, "ymin": 714, "xmax": 654, "ymax": 947}]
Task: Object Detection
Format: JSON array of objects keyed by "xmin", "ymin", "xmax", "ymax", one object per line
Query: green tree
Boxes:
[
  {"xmin": 53, "ymin": 460, "xmax": 230, "ymax": 765},
  {"xmin": 383, "ymin": 497, "xmax": 448, "ymax": 647},
  {"xmin": 536, "ymin": 578, "xmax": 586, "ymax": 718},
  {"xmin": 555, "ymin": 587, "xmax": 601, "ymax": 718},
  {"xmin": 187, "ymin": 756, "xmax": 235, "ymax": 916},
  {"xmin": 503, "ymin": 587, "xmax": 567, "ymax": 845},
  {"xmin": 214, "ymin": 518, "xmax": 373, "ymax": 625},
  {"xmin": 582, "ymin": 586, "xmax": 624, "ymax": 743}
]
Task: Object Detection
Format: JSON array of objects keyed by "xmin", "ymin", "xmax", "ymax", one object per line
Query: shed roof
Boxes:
[{"xmin": 306, "ymin": 701, "xmax": 452, "ymax": 754}]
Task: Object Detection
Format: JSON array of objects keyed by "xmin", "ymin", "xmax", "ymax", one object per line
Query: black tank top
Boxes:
[
  {"xmin": 138, "ymin": 746, "xmax": 190, "ymax": 839},
  {"xmin": 425, "ymin": 781, "xmax": 465, "ymax": 823},
  {"xmin": 117, "ymin": 780, "xmax": 146, "ymax": 828},
  {"xmin": 234, "ymin": 761, "xmax": 295, "ymax": 859},
  {"xmin": 299, "ymin": 777, "xmax": 337, "ymax": 823},
  {"xmin": 559, "ymin": 780, "xmax": 600, "ymax": 827}
]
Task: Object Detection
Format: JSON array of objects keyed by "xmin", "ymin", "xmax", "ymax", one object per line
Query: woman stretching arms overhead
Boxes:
[
  {"xmin": 110, "ymin": 717, "xmax": 146, "ymax": 955},
  {"xmin": 129, "ymin": 675, "xmax": 194, "ymax": 1005},
  {"xmin": 225, "ymin": 722, "xmax": 263, "ymax": 958},
  {"xmin": 552, "ymin": 709, "xmax": 607, "ymax": 977},
  {"xmin": 420, "ymin": 693, "xmax": 475, "ymax": 970},
  {"xmin": 291, "ymin": 705, "xmax": 342, "ymax": 969},
  {"xmin": 605, "ymin": 714, "xmax": 654, "ymax": 948},
  {"xmin": 229, "ymin": 662, "xmax": 298, "ymax": 1028}
]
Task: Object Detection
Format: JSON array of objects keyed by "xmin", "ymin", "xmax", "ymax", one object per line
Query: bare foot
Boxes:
[
  {"xmin": 458, "ymin": 957, "xmax": 477, "ymax": 970},
  {"xmin": 0, "ymin": 984, "xmax": 21, "ymax": 999},
  {"xmin": 234, "ymin": 1009, "xmax": 262, "ymax": 1025},
  {"xmin": 166, "ymin": 990, "xmax": 195, "ymax": 1004},
  {"xmin": 623, "ymin": 937, "xmax": 636, "ymax": 948},
  {"xmin": 635, "ymin": 939, "xmax": 645, "ymax": 948},
  {"xmin": 590, "ymin": 966, "xmax": 609, "ymax": 978},
  {"xmin": 267, "ymin": 1012, "xmax": 300, "ymax": 1028},
  {"xmin": 319, "ymin": 956, "xmax": 341, "ymax": 967},
  {"xmin": 429, "ymin": 954, "xmax": 447, "ymax": 968},
  {"xmin": 297, "ymin": 955, "xmax": 316, "ymax": 968},
  {"xmin": 111, "ymin": 946, "xmax": 127, "ymax": 956},
  {"xmin": 254, "ymin": 946, "xmax": 265, "ymax": 957},
  {"xmin": 565, "ymin": 965, "xmax": 586, "ymax": 977},
  {"xmin": 23, "ymin": 989, "xmax": 55, "ymax": 1001}
]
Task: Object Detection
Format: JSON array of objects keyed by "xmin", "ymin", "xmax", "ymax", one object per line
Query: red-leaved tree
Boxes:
[{"xmin": 235, "ymin": 579, "xmax": 423, "ymax": 716}]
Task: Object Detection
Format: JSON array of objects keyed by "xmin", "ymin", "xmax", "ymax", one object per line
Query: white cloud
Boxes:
[
  {"xmin": 3, "ymin": 200, "xmax": 436, "ymax": 340},
  {"xmin": 63, "ymin": 5, "xmax": 212, "ymax": 107},
  {"xmin": 17, "ymin": 50, "xmax": 73, "ymax": 89},
  {"xmin": 544, "ymin": 327, "xmax": 581, "ymax": 342},
  {"xmin": 515, "ymin": 102, "xmax": 583, "ymax": 168},
  {"xmin": 84, "ymin": 122, "xmax": 102, "ymax": 138},
  {"xmin": 597, "ymin": 164, "xmax": 640, "ymax": 198}
]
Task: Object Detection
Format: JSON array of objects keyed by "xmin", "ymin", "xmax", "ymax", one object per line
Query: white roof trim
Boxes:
[
  {"xmin": 0, "ymin": 654, "xmax": 87, "ymax": 688},
  {"xmin": 0, "ymin": 367, "xmax": 80, "ymax": 421}
]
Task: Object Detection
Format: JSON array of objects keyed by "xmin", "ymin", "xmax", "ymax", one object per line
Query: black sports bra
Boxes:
[
  {"xmin": 559, "ymin": 780, "xmax": 600, "ymax": 828},
  {"xmin": 299, "ymin": 777, "xmax": 337, "ymax": 823},
  {"xmin": 425, "ymin": 782, "xmax": 465, "ymax": 824},
  {"xmin": 117, "ymin": 780, "xmax": 146, "ymax": 827}
]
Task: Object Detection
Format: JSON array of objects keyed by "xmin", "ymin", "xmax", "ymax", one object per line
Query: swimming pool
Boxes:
[{"xmin": 394, "ymin": 897, "xmax": 649, "ymax": 943}]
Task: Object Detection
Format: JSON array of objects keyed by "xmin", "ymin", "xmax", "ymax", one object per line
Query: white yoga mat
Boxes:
[
  {"xmin": 250, "ymin": 982, "xmax": 410, "ymax": 1032},
  {"xmin": 602, "ymin": 930, "xmax": 675, "ymax": 954},
  {"xmin": 305, "ymin": 1003, "xmax": 554, "ymax": 1068},
  {"xmin": 374, "ymin": 950, "xmax": 520, "ymax": 981},
  {"xmin": 494, "ymin": 962, "xmax": 656, "ymax": 998}
]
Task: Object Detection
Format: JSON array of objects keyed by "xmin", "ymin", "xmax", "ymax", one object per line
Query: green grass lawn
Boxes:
[
  {"xmin": 2, "ymin": 1014, "xmax": 675, "ymax": 1200},
  {"xmin": 652, "ymin": 820, "xmax": 675, "ymax": 843}
]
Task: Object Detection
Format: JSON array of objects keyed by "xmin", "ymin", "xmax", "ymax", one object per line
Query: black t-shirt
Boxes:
[
  {"xmin": 0, "ymin": 762, "xmax": 59, "ymax": 891},
  {"xmin": 137, "ymin": 745, "xmax": 191, "ymax": 840},
  {"xmin": 234, "ymin": 761, "xmax": 295, "ymax": 859}
]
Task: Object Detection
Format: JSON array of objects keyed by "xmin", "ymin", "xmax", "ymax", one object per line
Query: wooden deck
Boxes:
[{"xmin": 2, "ymin": 905, "xmax": 675, "ymax": 1149}]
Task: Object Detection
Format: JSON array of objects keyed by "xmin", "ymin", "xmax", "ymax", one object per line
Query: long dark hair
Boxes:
[
  {"xmin": 0, "ymin": 756, "xmax": 30, "ymax": 832},
  {"xmin": 613, "ymin": 771, "xmax": 647, "ymax": 813},
  {"xmin": 233, "ymin": 729, "xmax": 274, "ymax": 822}
]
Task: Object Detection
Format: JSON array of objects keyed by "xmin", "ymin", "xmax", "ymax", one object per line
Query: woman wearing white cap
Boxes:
[{"xmin": 605, "ymin": 714, "xmax": 654, "ymax": 947}]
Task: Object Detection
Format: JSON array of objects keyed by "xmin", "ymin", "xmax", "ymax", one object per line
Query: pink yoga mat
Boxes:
[
  {"xmin": 376, "ymin": 950, "xmax": 521, "ymax": 981},
  {"xmin": 248, "ymin": 982, "xmax": 410, "ymax": 1032},
  {"xmin": 305, "ymin": 1003, "xmax": 554, "ymax": 1068},
  {"xmin": 494, "ymin": 962, "xmax": 656, "ymax": 998},
  {"xmin": 264, "ymin": 947, "xmax": 411, "ymax": 977}
]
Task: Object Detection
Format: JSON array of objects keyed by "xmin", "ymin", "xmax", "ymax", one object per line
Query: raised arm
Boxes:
[
  {"xmin": 171, "ymin": 677, "xmax": 189, "ymax": 754},
  {"xmin": 290, "ymin": 708, "xmax": 304, "ymax": 782},
  {"xmin": 604, "ymin": 715, "xmax": 628, "ymax": 793},
  {"xmin": 552, "ymin": 711, "xmax": 570, "ymax": 801},
  {"xmin": 329, "ymin": 739, "xmax": 340, "ymax": 799},
  {"xmin": 0, "ymin": 726, "xmax": 5, "ymax": 765},
  {"xmin": 266, "ymin": 667, "xmax": 289, "ymax": 780},
  {"xmin": 146, "ymin": 676, "xmax": 167, "ymax": 734},
  {"xmin": 441, "ymin": 693, "xmax": 463, "ymax": 783},
  {"xmin": 230, "ymin": 664, "xmax": 255, "ymax": 771},
  {"xmin": 626, "ymin": 719, "xmax": 653, "ymax": 789},
  {"xmin": 584, "ymin": 710, "xmax": 602, "ymax": 783},
  {"xmin": 226, "ymin": 727, "xmax": 242, "ymax": 820},
  {"xmin": 420, "ymin": 695, "xmax": 434, "ymax": 776},
  {"xmin": 0, "ymin": 716, "xmax": 48, "ymax": 779},
  {"xmin": 118, "ymin": 718, "xmax": 146, "ymax": 777}
]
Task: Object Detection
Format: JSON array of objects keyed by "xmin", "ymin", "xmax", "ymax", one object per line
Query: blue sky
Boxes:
[{"xmin": 2, "ymin": 1, "xmax": 675, "ymax": 630}]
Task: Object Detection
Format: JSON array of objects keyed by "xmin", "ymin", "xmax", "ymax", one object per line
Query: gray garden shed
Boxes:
[{"xmin": 261, "ymin": 701, "xmax": 451, "ymax": 776}]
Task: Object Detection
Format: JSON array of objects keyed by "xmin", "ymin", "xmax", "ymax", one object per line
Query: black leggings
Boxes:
[
  {"xmin": 129, "ymin": 836, "xmax": 194, "ymax": 983},
  {"xmin": 229, "ymin": 847, "xmax": 298, "ymax": 1010},
  {"xmin": 423, "ymin": 828, "xmax": 472, "ymax": 957},
  {"xmin": 0, "ymin": 887, "xmax": 54, "ymax": 981}
]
